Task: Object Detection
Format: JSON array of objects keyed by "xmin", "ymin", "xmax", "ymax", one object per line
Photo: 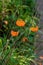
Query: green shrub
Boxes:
[{"xmin": 0, "ymin": 0, "xmax": 38, "ymax": 65}]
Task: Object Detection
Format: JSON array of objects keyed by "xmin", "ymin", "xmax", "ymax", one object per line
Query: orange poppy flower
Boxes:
[
  {"xmin": 22, "ymin": 37, "xmax": 28, "ymax": 42},
  {"xmin": 4, "ymin": 20, "xmax": 8, "ymax": 25},
  {"xmin": 11, "ymin": 30, "xmax": 19, "ymax": 37},
  {"xmin": 16, "ymin": 19, "xmax": 25, "ymax": 27},
  {"xmin": 39, "ymin": 56, "xmax": 43, "ymax": 60},
  {"xmin": 30, "ymin": 26, "xmax": 38, "ymax": 32}
]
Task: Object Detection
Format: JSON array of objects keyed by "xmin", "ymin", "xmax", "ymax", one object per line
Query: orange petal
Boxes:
[
  {"xmin": 30, "ymin": 26, "xmax": 38, "ymax": 32},
  {"xmin": 11, "ymin": 30, "xmax": 19, "ymax": 37},
  {"xmin": 16, "ymin": 19, "xmax": 25, "ymax": 27}
]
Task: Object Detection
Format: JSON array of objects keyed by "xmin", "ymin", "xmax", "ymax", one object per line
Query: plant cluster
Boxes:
[{"xmin": 0, "ymin": 0, "xmax": 38, "ymax": 65}]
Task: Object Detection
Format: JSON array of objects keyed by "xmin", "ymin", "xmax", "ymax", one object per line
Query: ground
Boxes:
[{"xmin": 36, "ymin": 0, "xmax": 43, "ymax": 64}]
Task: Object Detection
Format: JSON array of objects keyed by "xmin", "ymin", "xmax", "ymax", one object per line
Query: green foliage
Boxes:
[{"xmin": 0, "ymin": 0, "xmax": 38, "ymax": 65}]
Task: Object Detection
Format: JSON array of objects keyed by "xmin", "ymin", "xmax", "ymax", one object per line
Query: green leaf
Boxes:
[{"xmin": 0, "ymin": 38, "xmax": 2, "ymax": 48}]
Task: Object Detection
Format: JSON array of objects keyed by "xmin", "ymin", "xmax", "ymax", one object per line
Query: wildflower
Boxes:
[
  {"xmin": 30, "ymin": 26, "xmax": 38, "ymax": 32},
  {"xmin": 16, "ymin": 19, "xmax": 25, "ymax": 27},
  {"xmin": 11, "ymin": 30, "xmax": 19, "ymax": 37},
  {"xmin": 22, "ymin": 37, "xmax": 28, "ymax": 42},
  {"xmin": 4, "ymin": 20, "xmax": 8, "ymax": 25}
]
